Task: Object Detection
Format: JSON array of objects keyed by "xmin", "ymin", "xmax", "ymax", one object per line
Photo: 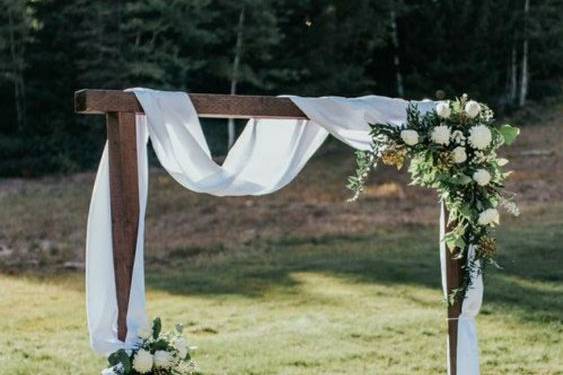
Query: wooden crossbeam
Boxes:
[
  {"xmin": 74, "ymin": 89, "xmax": 308, "ymax": 342},
  {"xmin": 74, "ymin": 89, "xmax": 308, "ymax": 119},
  {"xmin": 75, "ymin": 88, "xmax": 463, "ymax": 375}
]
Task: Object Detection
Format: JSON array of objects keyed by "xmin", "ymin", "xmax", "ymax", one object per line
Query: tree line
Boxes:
[{"xmin": 1, "ymin": 0, "xmax": 562, "ymax": 176}]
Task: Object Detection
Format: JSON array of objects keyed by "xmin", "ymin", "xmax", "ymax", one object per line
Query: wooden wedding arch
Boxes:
[{"xmin": 75, "ymin": 89, "xmax": 464, "ymax": 374}]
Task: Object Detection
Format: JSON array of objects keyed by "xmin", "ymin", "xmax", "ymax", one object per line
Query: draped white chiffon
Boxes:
[
  {"xmin": 440, "ymin": 204, "xmax": 483, "ymax": 375},
  {"xmin": 86, "ymin": 88, "xmax": 481, "ymax": 374}
]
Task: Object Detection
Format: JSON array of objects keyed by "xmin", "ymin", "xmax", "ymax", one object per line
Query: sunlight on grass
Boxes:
[{"xmin": 1, "ymin": 210, "xmax": 562, "ymax": 374}]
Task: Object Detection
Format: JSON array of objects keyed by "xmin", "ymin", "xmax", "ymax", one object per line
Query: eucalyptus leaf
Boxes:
[
  {"xmin": 498, "ymin": 124, "xmax": 520, "ymax": 145},
  {"xmin": 152, "ymin": 317, "xmax": 162, "ymax": 339},
  {"xmin": 108, "ymin": 349, "xmax": 131, "ymax": 373},
  {"xmin": 455, "ymin": 237, "xmax": 466, "ymax": 249},
  {"xmin": 450, "ymin": 174, "xmax": 471, "ymax": 185}
]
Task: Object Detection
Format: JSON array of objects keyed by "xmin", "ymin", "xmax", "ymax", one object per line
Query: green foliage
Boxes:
[
  {"xmin": 104, "ymin": 317, "xmax": 196, "ymax": 375},
  {"xmin": 348, "ymin": 95, "xmax": 520, "ymax": 301},
  {"xmin": 498, "ymin": 124, "xmax": 520, "ymax": 145},
  {"xmin": 1, "ymin": 0, "xmax": 563, "ymax": 176},
  {"xmin": 152, "ymin": 316, "xmax": 162, "ymax": 339},
  {"xmin": 108, "ymin": 349, "xmax": 132, "ymax": 373}
]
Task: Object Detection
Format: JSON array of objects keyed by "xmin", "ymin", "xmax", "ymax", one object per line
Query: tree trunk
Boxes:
[
  {"xmin": 115, "ymin": 0, "xmax": 124, "ymax": 87},
  {"xmin": 7, "ymin": 5, "xmax": 26, "ymax": 132},
  {"xmin": 510, "ymin": 43, "xmax": 518, "ymax": 104},
  {"xmin": 389, "ymin": 10, "xmax": 404, "ymax": 97},
  {"xmin": 519, "ymin": 0, "xmax": 530, "ymax": 107},
  {"xmin": 228, "ymin": 7, "xmax": 246, "ymax": 149}
]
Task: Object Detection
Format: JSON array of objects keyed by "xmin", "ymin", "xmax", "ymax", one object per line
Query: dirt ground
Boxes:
[{"xmin": 1, "ymin": 103, "xmax": 562, "ymax": 271}]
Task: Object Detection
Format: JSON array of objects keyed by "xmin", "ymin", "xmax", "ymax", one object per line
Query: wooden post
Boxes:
[
  {"xmin": 77, "ymin": 90, "xmax": 465, "ymax": 373},
  {"xmin": 75, "ymin": 90, "xmax": 309, "ymax": 342},
  {"xmin": 106, "ymin": 112, "xmax": 139, "ymax": 341},
  {"xmin": 444, "ymin": 209, "xmax": 464, "ymax": 375}
]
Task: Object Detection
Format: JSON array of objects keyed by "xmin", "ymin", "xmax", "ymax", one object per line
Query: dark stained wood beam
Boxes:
[
  {"xmin": 106, "ymin": 112, "xmax": 140, "ymax": 341},
  {"xmin": 77, "ymin": 88, "xmax": 308, "ymax": 342},
  {"xmin": 75, "ymin": 89, "xmax": 308, "ymax": 119},
  {"xmin": 445, "ymin": 209, "xmax": 464, "ymax": 375}
]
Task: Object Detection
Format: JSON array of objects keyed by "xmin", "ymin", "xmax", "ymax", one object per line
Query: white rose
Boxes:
[
  {"xmin": 452, "ymin": 147, "xmax": 467, "ymax": 164},
  {"xmin": 400, "ymin": 129, "xmax": 419, "ymax": 146},
  {"xmin": 133, "ymin": 349, "xmax": 153, "ymax": 374},
  {"xmin": 154, "ymin": 350, "xmax": 173, "ymax": 369},
  {"xmin": 436, "ymin": 102, "xmax": 451, "ymax": 119},
  {"xmin": 473, "ymin": 169, "xmax": 491, "ymax": 186},
  {"xmin": 430, "ymin": 125, "xmax": 451, "ymax": 145},
  {"xmin": 468, "ymin": 125, "xmax": 492, "ymax": 150},
  {"xmin": 478, "ymin": 208, "xmax": 499, "ymax": 226},
  {"xmin": 465, "ymin": 100, "xmax": 481, "ymax": 118},
  {"xmin": 175, "ymin": 337, "xmax": 189, "ymax": 359}
]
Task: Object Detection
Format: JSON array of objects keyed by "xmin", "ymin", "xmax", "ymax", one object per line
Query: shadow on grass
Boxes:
[
  {"xmin": 3, "ymin": 210, "xmax": 560, "ymax": 326},
  {"xmin": 146, "ymin": 218, "xmax": 563, "ymax": 324}
]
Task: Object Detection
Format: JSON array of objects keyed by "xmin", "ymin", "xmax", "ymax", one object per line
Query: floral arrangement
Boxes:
[
  {"xmin": 101, "ymin": 317, "xmax": 197, "ymax": 375},
  {"xmin": 347, "ymin": 94, "xmax": 520, "ymax": 300}
]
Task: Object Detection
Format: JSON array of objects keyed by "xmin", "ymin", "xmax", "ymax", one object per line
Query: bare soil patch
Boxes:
[{"xmin": 1, "ymin": 105, "xmax": 562, "ymax": 272}]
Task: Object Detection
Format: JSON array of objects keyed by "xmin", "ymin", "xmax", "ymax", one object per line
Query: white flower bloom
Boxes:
[
  {"xmin": 497, "ymin": 158, "xmax": 509, "ymax": 166},
  {"xmin": 133, "ymin": 349, "xmax": 153, "ymax": 374},
  {"xmin": 468, "ymin": 125, "xmax": 492, "ymax": 150},
  {"xmin": 101, "ymin": 364, "xmax": 122, "ymax": 375},
  {"xmin": 436, "ymin": 102, "xmax": 452, "ymax": 119},
  {"xmin": 500, "ymin": 198, "xmax": 520, "ymax": 216},
  {"xmin": 478, "ymin": 208, "xmax": 500, "ymax": 226},
  {"xmin": 400, "ymin": 129, "xmax": 419, "ymax": 146},
  {"xmin": 154, "ymin": 350, "xmax": 173, "ymax": 369},
  {"xmin": 452, "ymin": 147, "xmax": 467, "ymax": 163},
  {"xmin": 465, "ymin": 100, "xmax": 481, "ymax": 118},
  {"xmin": 175, "ymin": 337, "xmax": 189, "ymax": 359},
  {"xmin": 430, "ymin": 125, "xmax": 451, "ymax": 145},
  {"xmin": 473, "ymin": 169, "xmax": 491, "ymax": 186}
]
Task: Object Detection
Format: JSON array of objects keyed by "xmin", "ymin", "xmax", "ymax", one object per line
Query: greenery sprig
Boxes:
[
  {"xmin": 102, "ymin": 317, "xmax": 198, "ymax": 375},
  {"xmin": 348, "ymin": 94, "xmax": 520, "ymax": 302}
]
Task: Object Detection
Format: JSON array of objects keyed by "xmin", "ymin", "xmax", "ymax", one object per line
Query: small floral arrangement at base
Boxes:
[
  {"xmin": 101, "ymin": 317, "xmax": 197, "ymax": 375},
  {"xmin": 347, "ymin": 94, "xmax": 520, "ymax": 301}
]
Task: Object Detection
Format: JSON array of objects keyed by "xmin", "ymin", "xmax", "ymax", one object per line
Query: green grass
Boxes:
[
  {"xmin": 2, "ymin": 103, "xmax": 563, "ymax": 374},
  {"xmin": 1, "ymin": 207, "xmax": 562, "ymax": 374}
]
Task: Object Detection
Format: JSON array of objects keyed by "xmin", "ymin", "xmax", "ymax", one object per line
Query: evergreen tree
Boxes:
[
  {"xmin": 271, "ymin": 0, "xmax": 391, "ymax": 96},
  {"xmin": 122, "ymin": 0, "xmax": 218, "ymax": 90},
  {"xmin": 0, "ymin": 0, "xmax": 32, "ymax": 132},
  {"xmin": 1, "ymin": 0, "xmax": 563, "ymax": 176}
]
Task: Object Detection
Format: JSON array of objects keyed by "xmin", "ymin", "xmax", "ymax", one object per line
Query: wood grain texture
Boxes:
[
  {"xmin": 106, "ymin": 112, "xmax": 139, "ymax": 341},
  {"xmin": 75, "ymin": 89, "xmax": 309, "ymax": 119},
  {"xmin": 445, "ymin": 208, "xmax": 464, "ymax": 375}
]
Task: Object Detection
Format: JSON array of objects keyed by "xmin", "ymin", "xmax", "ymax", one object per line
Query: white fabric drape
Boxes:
[
  {"xmin": 86, "ymin": 88, "xmax": 480, "ymax": 374},
  {"xmin": 440, "ymin": 203, "xmax": 483, "ymax": 375}
]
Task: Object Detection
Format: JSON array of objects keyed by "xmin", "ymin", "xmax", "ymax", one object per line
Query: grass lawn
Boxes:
[
  {"xmin": 2, "ymin": 111, "xmax": 563, "ymax": 374},
  {"xmin": 1, "ymin": 204, "xmax": 561, "ymax": 374}
]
